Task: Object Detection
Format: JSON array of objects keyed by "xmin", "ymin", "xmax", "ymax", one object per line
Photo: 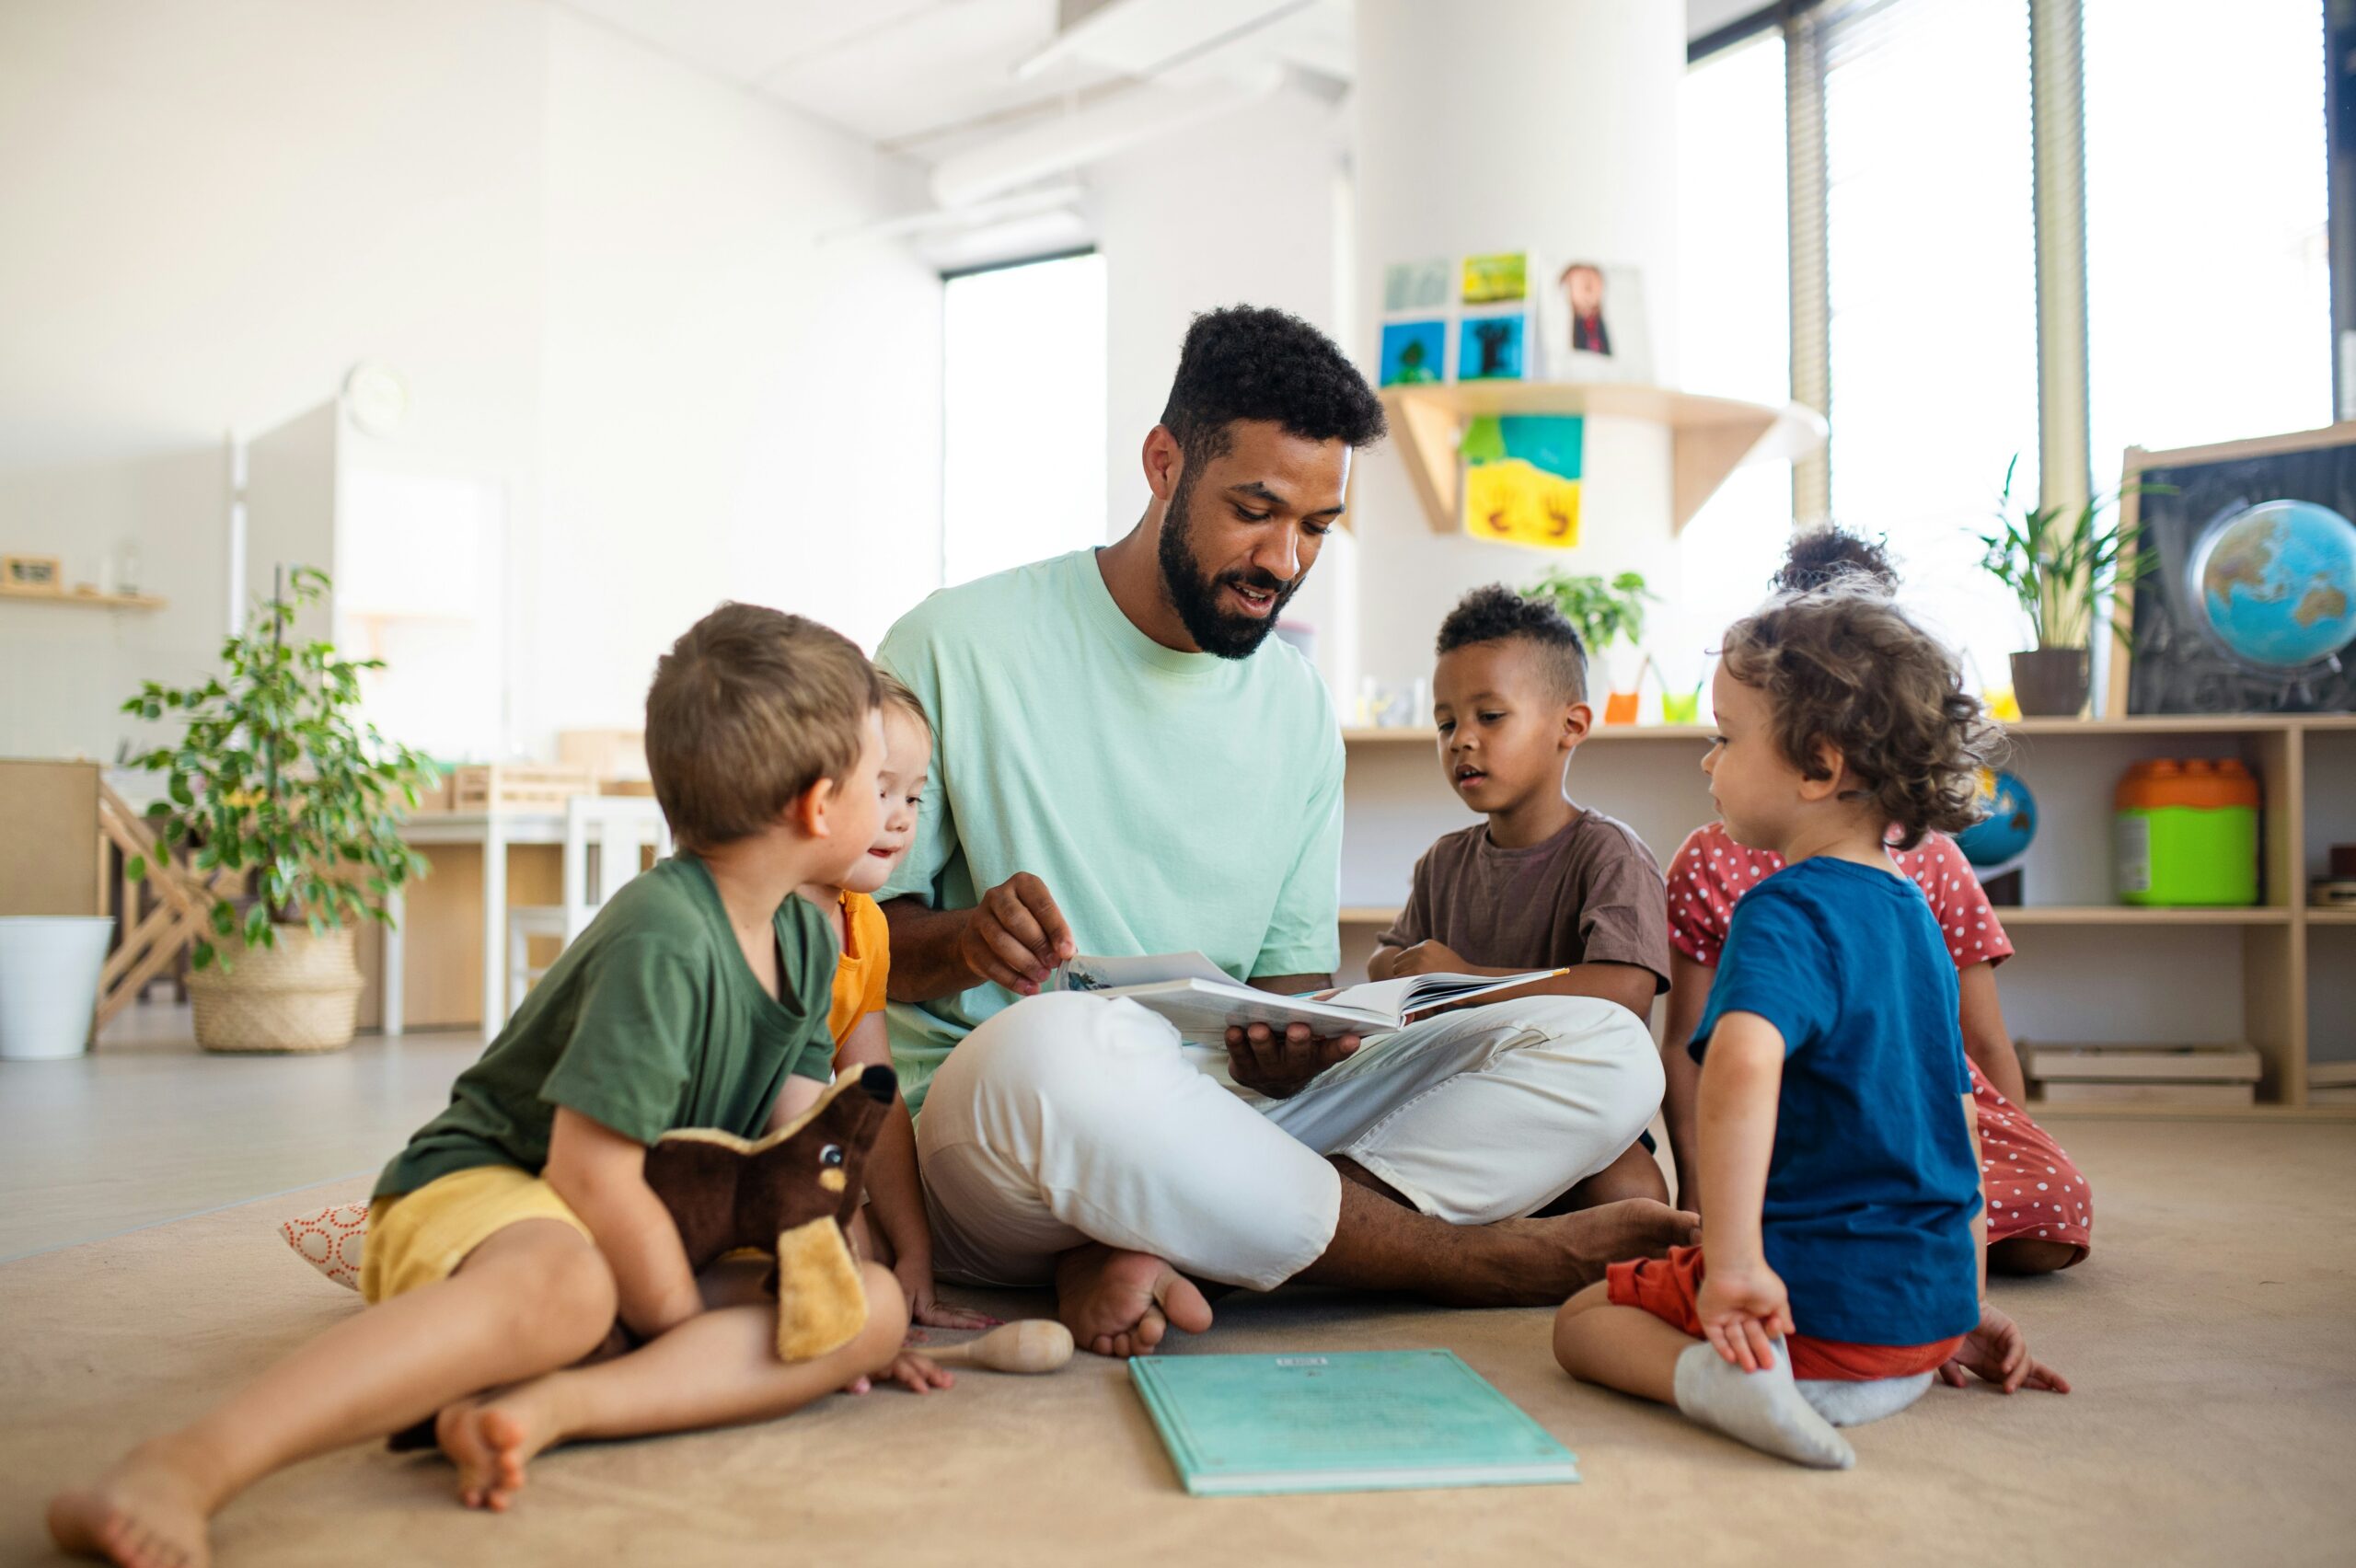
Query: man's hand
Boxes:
[
  {"xmin": 1938, "ymin": 1301, "xmax": 2070, "ymax": 1395},
  {"xmin": 1386, "ymin": 940, "xmax": 1468, "ymax": 978},
  {"xmin": 1695, "ymin": 1258, "xmax": 1794, "ymax": 1372},
  {"xmin": 960, "ymin": 872, "xmax": 1076, "ymax": 996},
  {"xmin": 1224, "ymin": 1020, "xmax": 1360, "ymax": 1099}
]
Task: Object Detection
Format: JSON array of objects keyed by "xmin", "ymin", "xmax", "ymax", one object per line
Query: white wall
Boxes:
[
  {"xmin": 0, "ymin": 0, "xmax": 941, "ymax": 763},
  {"xmin": 530, "ymin": 11, "xmax": 941, "ymax": 744},
  {"xmin": 0, "ymin": 0, "xmax": 545, "ymax": 761}
]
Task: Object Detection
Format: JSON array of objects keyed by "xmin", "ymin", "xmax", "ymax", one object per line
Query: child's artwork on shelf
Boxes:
[
  {"xmin": 1379, "ymin": 319, "xmax": 1447, "ymax": 386},
  {"xmin": 1460, "ymin": 414, "xmax": 1581, "ymax": 549},
  {"xmin": 1538, "ymin": 260, "xmax": 1653, "ymax": 384},
  {"xmin": 1460, "ymin": 251, "xmax": 1529, "ymax": 306},
  {"xmin": 1457, "ymin": 313, "xmax": 1527, "ymax": 382},
  {"xmin": 2115, "ymin": 424, "xmax": 2356, "ymax": 715},
  {"xmin": 1382, "ymin": 258, "xmax": 1451, "ymax": 313}
]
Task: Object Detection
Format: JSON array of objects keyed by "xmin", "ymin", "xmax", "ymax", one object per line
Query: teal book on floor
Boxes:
[{"xmin": 1129, "ymin": 1349, "xmax": 1578, "ymax": 1497}]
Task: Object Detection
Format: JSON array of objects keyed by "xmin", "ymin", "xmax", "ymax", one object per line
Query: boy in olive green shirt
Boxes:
[{"xmin": 52, "ymin": 606, "xmax": 925, "ymax": 1567}]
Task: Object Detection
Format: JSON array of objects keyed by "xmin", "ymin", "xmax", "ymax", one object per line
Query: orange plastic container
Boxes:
[{"xmin": 2113, "ymin": 759, "xmax": 2260, "ymax": 905}]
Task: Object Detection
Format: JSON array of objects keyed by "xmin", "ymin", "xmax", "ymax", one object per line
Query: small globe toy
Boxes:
[
  {"xmin": 1954, "ymin": 768, "xmax": 2037, "ymax": 869},
  {"xmin": 2191, "ymin": 500, "xmax": 2356, "ymax": 670}
]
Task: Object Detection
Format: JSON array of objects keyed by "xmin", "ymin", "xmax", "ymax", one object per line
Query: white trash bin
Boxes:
[{"xmin": 0, "ymin": 917, "xmax": 114, "ymax": 1060}]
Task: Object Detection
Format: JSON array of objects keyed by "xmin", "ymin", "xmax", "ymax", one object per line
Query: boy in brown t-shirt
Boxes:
[{"xmin": 1372, "ymin": 584, "xmax": 1672, "ymax": 1205}]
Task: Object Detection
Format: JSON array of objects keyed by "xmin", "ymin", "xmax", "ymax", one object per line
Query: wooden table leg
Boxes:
[
  {"xmin": 479, "ymin": 821, "xmax": 507, "ymax": 1037},
  {"xmin": 382, "ymin": 887, "xmax": 407, "ymax": 1035}
]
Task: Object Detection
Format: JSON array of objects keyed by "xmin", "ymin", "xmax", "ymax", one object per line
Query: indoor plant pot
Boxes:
[
  {"xmin": 2009, "ymin": 647, "xmax": 2090, "ymax": 717},
  {"xmin": 189, "ymin": 924, "xmax": 364, "ymax": 1054},
  {"xmin": 0, "ymin": 916, "xmax": 114, "ymax": 1060},
  {"xmin": 121, "ymin": 566, "xmax": 434, "ymax": 1055},
  {"xmin": 1981, "ymin": 457, "xmax": 2159, "ymax": 721}
]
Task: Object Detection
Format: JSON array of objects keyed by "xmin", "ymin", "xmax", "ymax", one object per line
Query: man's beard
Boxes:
[{"xmin": 1157, "ymin": 470, "xmax": 1304, "ymax": 660}]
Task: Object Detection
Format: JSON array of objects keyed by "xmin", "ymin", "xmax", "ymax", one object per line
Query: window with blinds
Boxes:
[
  {"xmin": 1674, "ymin": 32, "xmax": 1796, "ymax": 688},
  {"xmin": 1817, "ymin": 0, "xmax": 2042, "ymax": 693},
  {"xmin": 2083, "ymin": 0, "xmax": 2331, "ymax": 481}
]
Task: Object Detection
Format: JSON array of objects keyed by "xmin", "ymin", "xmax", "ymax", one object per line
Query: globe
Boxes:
[
  {"xmin": 1954, "ymin": 768, "xmax": 2037, "ymax": 869},
  {"xmin": 2191, "ymin": 500, "xmax": 2356, "ymax": 670}
]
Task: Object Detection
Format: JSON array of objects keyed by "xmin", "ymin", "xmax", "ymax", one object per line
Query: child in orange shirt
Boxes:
[{"xmin": 801, "ymin": 674, "xmax": 996, "ymax": 1355}]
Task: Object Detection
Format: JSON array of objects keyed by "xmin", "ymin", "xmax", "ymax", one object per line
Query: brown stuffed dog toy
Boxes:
[{"xmin": 641, "ymin": 1062, "xmax": 895, "ymax": 1362}]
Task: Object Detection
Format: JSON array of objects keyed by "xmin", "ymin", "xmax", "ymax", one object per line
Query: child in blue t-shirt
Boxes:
[{"xmin": 1553, "ymin": 586, "xmax": 2068, "ymax": 1469}]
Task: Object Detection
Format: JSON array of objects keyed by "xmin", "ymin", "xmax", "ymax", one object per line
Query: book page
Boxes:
[{"xmin": 1055, "ymin": 951, "xmax": 1234, "ymax": 993}]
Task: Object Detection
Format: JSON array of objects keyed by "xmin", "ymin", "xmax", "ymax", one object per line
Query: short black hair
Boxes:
[
  {"xmin": 1436, "ymin": 584, "xmax": 1588, "ymax": 703},
  {"xmin": 1773, "ymin": 525, "xmax": 1898, "ymax": 594},
  {"xmin": 1159, "ymin": 305, "xmax": 1387, "ymax": 467}
]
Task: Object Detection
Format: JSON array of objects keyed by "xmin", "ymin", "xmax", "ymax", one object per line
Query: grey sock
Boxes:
[
  {"xmin": 1795, "ymin": 1372, "xmax": 1934, "ymax": 1427},
  {"xmin": 1671, "ymin": 1340, "xmax": 1856, "ymax": 1470}
]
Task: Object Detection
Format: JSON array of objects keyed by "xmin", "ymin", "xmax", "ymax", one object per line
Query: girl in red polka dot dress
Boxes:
[{"xmin": 1659, "ymin": 529, "xmax": 2091, "ymax": 1275}]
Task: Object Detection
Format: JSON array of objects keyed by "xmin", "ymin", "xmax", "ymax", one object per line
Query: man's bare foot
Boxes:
[
  {"xmin": 434, "ymin": 1395, "xmax": 555, "ymax": 1512},
  {"xmin": 1053, "ymin": 1243, "xmax": 1214, "ymax": 1358},
  {"xmin": 47, "ymin": 1444, "xmax": 215, "ymax": 1568},
  {"xmin": 1449, "ymin": 1199, "xmax": 1699, "ymax": 1308}
]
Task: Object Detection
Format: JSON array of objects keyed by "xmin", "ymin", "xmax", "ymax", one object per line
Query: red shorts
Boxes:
[{"xmin": 1607, "ymin": 1245, "xmax": 1964, "ymax": 1381}]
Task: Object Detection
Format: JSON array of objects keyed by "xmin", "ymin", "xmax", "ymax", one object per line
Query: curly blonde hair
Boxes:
[{"xmin": 1718, "ymin": 587, "xmax": 1999, "ymax": 851}]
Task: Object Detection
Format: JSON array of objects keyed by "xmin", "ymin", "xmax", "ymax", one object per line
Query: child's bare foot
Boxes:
[
  {"xmin": 434, "ymin": 1396, "xmax": 554, "ymax": 1512},
  {"xmin": 1053, "ymin": 1243, "xmax": 1213, "ymax": 1358},
  {"xmin": 47, "ymin": 1445, "xmax": 215, "ymax": 1568}
]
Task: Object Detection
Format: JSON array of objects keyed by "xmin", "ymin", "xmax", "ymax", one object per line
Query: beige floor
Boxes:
[
  {"xmin": 0, "ymin": 1008, "xmax": 483, "ymax": 1261},
  {"xmin": 4, "ymin": 1013, "xmax": 2354, "ymax": 1565}
]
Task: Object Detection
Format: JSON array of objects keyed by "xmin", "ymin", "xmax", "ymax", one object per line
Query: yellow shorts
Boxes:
[{"xmin": 360, "ymin": 1164, "xmax": 594, "ymax": 1304}]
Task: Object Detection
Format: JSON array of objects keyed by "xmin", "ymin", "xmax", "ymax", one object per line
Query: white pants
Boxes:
[{"xmin": 916, "ymin": 990, "xmax": 1664, "ymax": 1292}]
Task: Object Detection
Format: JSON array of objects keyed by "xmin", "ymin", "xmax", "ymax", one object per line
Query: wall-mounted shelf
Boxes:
[
  {"xmin": 1378, "ymin": 380, "xmax": 1826, "ymax": 536},
  {"xmin": 0, "ymin": 583, "xmax": 166, "ymax": 611}
]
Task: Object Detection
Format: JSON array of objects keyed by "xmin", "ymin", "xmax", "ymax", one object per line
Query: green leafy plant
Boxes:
[
  {"xmin": 120, "ymin": 567, "xmax": 437, "ymax": 970},
  {"xmin": 1521, "ymin": 569, "xmax": 1657, "ymax": 663},
  {"xmin": 1977, "ymin": 456, "xmax": 2167, "ymax": 651}
]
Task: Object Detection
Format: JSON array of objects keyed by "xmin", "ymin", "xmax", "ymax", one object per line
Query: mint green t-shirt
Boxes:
[
  {"xmin": 876, "ymin": 548, "xmax": 1344, "ymax": 1113},
  {"xmin": 375, "ymin": 855, "xmax": 837, "ymax": 1199}
]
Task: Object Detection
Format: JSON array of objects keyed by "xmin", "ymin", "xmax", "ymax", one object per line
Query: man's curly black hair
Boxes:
[
  {"xmin": 1772, "ymin": 525, "xmax": 1898, "ymax": 594},
  {"xmin": 1159, "ymin": 305, "xmax": 1387, "ymax": 467},
  {"xmin": 1435, "ymin": 584, "xmax": 1588, "ymax": 704}
]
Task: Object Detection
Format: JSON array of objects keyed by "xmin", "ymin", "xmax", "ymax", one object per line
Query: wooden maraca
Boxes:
[{"xmin": 924, "ymin": 1319, "xmax": 1075, "ymax": 1374}]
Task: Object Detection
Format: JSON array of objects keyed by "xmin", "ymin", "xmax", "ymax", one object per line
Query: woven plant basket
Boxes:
[{"xmin": 190, "ymin": 925, "xmax": 364, "ymax": 1055}]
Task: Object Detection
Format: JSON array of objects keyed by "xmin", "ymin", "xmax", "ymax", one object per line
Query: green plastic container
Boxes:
[{"xmin": 2113, "ymin": 758, "xmax": 2260, "ymax": 906}]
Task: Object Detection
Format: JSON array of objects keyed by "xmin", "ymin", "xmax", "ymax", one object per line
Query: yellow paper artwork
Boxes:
[{"xmin": 1464, "ymin": 459, "xmax": 1581, "ymax": 549}]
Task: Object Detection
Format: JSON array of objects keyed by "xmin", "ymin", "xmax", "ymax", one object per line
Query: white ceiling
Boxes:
[{"xmin": 554, "ymin": 0, "xmax": 1755, "ymax": 165}]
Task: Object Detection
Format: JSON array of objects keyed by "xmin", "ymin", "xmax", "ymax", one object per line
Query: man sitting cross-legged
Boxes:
[{"xmin": 876, "ymin": 306, "xmax": 1695, "ymax": 1357}]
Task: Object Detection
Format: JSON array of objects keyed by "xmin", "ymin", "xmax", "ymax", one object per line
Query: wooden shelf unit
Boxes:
[
  {"xmin": 1378, "ymin": 381, "xmax": 1826, "ymax": 536},
  {"xmin": 0, "ymin": 583, "xmax": 166, "ymax": 610},
  {"xmin": 1335, "ymin": 711, "xmax": 2354, "ymax": 1115}
]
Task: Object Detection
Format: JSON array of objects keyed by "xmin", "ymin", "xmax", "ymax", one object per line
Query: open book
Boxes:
[{"xmin": 1053, "ymin": 951, "xmax": 1564, "ymax": 1044}]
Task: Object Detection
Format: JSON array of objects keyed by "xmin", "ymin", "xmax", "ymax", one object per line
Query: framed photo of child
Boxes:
[{"xmin": 1538, "ymin": 261, "xmax": 1653, "ymax": 385}]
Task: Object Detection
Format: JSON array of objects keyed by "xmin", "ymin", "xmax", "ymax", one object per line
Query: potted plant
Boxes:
[
  {"xmin": 1978, "ymin": 457, "xmax": 2160, "ymax": 717},
  {"xmin": 1521, "ymin": 568, "xmax": 1657, "ymax": 722},
  {"xmin": 121, "ymin": 567, "xmax": 436, "ymax": 1053}
]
